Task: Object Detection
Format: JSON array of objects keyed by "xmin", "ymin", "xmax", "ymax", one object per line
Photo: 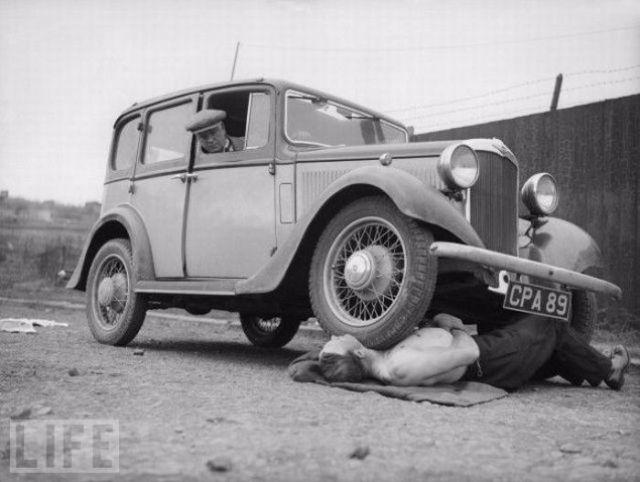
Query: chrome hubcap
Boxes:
[{"xmin": 344, "ymin": 250, "xmax": 375, "ymax": 290}]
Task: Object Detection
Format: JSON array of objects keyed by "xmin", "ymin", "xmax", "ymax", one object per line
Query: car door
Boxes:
[
  {"xmin": 184, "ymin": 87, "xmax": 277, "ymax": 278},
  {"xmin": 130, "ymin": 95, "xmax": 197, "ymax": 278}
]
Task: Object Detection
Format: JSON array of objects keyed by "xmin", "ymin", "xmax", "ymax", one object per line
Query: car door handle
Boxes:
[
  {"xmin": 171, "ymin": 173, "xmax": 187, "ymax": 183},
  {"xmin": 186, "ymin": 173, "xmax": 198, "ymax": 183}
]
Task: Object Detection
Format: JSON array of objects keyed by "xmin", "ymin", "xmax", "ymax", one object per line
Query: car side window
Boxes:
[
  {"xmin": 144, "ymin": 100, "xmax": 193, "ymax": 164},
  {"xmin": 112, "ymin": 116, "xmax": 140, "ymax": 171},
  {"xmin": 245, "ymin": 92, "xmax": 269, "ymax": 150},
  {"xmin": 195, "ymin": 89, "xmax": 271, "ymax": 162}
]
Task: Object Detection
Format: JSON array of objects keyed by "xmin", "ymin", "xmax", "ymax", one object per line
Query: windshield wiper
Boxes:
[
  {"xmin": 289, "ymin": 93, "xmax": 327, "ymax": 104},
  {"xmin": 343, "ymin": 112, "xmax": 379, "ymax": 120}
]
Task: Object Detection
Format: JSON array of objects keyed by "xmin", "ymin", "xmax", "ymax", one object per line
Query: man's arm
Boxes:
[{"xmin": 385, "ymin": 329, "xmax": 479, "ymax": 386}]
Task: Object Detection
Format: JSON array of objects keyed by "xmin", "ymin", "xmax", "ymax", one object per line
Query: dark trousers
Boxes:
[{"xmin": 462, "ymin": 315, "xmax": 612, "ymax": 390}]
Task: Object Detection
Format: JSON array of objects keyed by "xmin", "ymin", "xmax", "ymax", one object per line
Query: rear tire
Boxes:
[
  {"xmin": 309, "ymin": 196, "xmax": 438, "ymax": 349},
  {"xmin": 86, "ymin": 239, "xmax": 147, "ymax": 346},
  {"xmin": 240, "ymin": 314, "xmax": 301, "ymax": 348}
]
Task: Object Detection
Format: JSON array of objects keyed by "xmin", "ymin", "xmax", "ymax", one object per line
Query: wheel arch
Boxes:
[
  {"xmin": 237, "ymin": 165, "xmax": 484, "ymax": 295},
  {"xmin": 518, "ymin": 216, "xmax": 604, "ymax": 275},
  {"xmin": 67, "ymin": 205, "xmax": 155, "ymax": 291}
]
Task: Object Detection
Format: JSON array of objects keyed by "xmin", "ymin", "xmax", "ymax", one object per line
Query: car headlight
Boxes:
[
  {"xmin": 521, "ymin": 173, "xmax": 559, "ymax": 215},
  {"xmin": 438, "ymin": 143, "xmax": 479, "ymax": 190}
]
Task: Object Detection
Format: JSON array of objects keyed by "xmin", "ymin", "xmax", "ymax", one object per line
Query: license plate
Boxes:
[{"xmin": 503, "ymin": 280, "xmax": 572, "ymax": 321}]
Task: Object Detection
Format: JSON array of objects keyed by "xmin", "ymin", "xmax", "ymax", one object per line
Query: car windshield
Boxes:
[{"xmin": 285, "ymin": 91, "xmax": 407, "ymax": 148}]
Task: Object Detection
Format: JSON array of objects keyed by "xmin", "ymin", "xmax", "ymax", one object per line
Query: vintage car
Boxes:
[{"xmin": 68, "ymin": 79, "xmax": 622, "ymax": 349}]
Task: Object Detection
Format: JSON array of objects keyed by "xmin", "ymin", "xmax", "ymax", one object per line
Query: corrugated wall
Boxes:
[{"xmin": 415, "ymin": 94, "xmax": 640, "ymax": 316}]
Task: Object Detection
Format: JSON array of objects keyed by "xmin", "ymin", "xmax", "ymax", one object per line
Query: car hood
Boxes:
[{"xmin": 295, "ymin": 138, "xmax": 517, "ymax": 164}]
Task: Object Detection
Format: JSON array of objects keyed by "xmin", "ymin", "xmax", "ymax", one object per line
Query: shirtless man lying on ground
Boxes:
[{"xmin": 319, "ymin": 314, "xmax": 631, "ymax": 391}]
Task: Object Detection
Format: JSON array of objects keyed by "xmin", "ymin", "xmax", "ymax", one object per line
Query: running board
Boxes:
[
  {"xmin": 135, "ymin": 279, "xmax": 241, "ymax": 296},
  {"xmin": 429, "ymin": 242, "xmax": 622, "ymax": 300}
]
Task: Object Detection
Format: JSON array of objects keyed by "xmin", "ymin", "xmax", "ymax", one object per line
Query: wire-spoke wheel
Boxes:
[
  {"xmin": 310, "ymin": 196, "xmax": 437, "ymax": 349},
  {"xmin": 86, "ymin": 239, "xmax": 146, "ymax": 346},
  {"xmin": 240, "ymin": 314, "xmax": 301, "ymax": 348}
]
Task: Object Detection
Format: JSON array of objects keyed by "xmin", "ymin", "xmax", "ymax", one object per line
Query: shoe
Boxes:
[{"xmin": 605, "ymin": 345, "xmax": 631, "ymax": 390}]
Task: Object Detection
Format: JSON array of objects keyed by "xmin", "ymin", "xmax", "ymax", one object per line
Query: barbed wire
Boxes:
[
  {"xmin": 410, "ymin": 76, "xmax": 640, "ymax": 131},
  {"xmin": 386, "ymin": 64, "xmax": 640, "ymax": 114},
  {"xmin": 244, "ymin": 25, "xmax": 638, "ymax": 53}
]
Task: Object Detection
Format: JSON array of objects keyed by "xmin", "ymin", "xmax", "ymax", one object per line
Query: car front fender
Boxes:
[
  {"xmin": 237, "ymin": 165, "xmax": 484, "ymax": 294},
  {"xmin": 67, "ymin": 204, "xmax": 155, "ymax": 290},
  {"xmin": 518, "ymin": 217, "xmax": 603, "ymax": 274}
]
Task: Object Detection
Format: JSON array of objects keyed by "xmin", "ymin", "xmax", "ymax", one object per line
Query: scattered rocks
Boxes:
[
  {"xmin": 559, "ymin": 443, "xmax": 582, "ymax": 454},
  {"xmin": 68, "ymin": 367, "xmax": 80, "ymax": 376},
  {"xmin": 349, "ymin": 445, "xmax": 370, "ymax": 460},
  {"xmin": 133, "ymin": 348, "xmax": 145, "ymax": 356},
  {"xmin": 206, "ymin": 456, "xmax": 232, "ymax": 472}
]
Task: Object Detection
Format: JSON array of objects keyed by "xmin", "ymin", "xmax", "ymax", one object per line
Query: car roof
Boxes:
[{"xmin": 114, "ymin": 78, "xmax": 407, "ymax": 130}]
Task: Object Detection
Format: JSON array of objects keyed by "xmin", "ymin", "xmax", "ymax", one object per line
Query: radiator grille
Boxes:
[{"xmin": 469, "ymin": 152, "xmax": 518, "ymax": 255}]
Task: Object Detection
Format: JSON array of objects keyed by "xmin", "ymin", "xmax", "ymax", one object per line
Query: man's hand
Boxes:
[{"xmin": 432, "ymin": 313, "xmax": 465, "ymax": 332}]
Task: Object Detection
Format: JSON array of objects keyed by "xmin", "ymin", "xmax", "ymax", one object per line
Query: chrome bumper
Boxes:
[{"xmin": 429, "ymin": 241, "xmax": 622, "ymax": 300}]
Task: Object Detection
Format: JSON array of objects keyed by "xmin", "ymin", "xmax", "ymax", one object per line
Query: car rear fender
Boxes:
[
  {"xmin": 67, "ymin": 204, "xmax": 155, "ymax": 291},
  {"xmin": 518, "ymin": 217, "xmax": 603, "ymax": 274},
  {"xmin": 237, "ymin": 165, "xmax": 484, "ymax": 294}
]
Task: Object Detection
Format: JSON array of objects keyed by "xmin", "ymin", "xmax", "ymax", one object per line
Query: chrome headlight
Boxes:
[
  {"xmin": 438, "ymin": 143, "xmax": 479, "ymax": 189},
  {"xmin": 521, "ymin": 173, "xmax": 559, "ymax": 215}
]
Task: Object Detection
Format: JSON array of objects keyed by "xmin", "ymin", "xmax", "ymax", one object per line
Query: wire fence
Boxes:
[{"xmin": 0, "ymin": 224, "xmax": 87, "ymax": 290}]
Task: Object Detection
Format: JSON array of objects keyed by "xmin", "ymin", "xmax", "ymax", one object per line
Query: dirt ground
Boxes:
[{"xmin": 1, "ymin": 296, "xmax": 639, "ymax": 482}]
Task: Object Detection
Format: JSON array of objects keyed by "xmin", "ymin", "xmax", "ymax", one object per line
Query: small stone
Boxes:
[
  {"xmin": 206, "ymin": 457, "xmax": 232, "ymax": 472},
  {"xmin": 175, "ymin": 427, "xmax": 183, "ymax": 434},
  {"xmin": 559, "ymin": 443, "xmax": 582, "ymax": 454},
  {"xmin": 602, "ymin": 459, "xmax": 618, "ymax": 468},
  {"xmin": 349, "ymin": 445, "xmax": 370, "ymax": 460},
  {"xmin": 68, "ymin": 368, "xmax": 80, "ymax": 376},
  {"xmin": 133, "ymin": 349, "xmax": 145, "ymax": 356}
]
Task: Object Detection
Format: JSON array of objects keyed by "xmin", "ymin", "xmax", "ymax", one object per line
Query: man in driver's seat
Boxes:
[{"xmin": 186, "ymin": 109, "xmax": 236, "ymax": 154}]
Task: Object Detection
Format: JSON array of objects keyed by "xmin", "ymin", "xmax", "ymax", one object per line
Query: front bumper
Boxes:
[{"xmin": 429, "ymin": 241, "xmax": 622, "ymax": 300}]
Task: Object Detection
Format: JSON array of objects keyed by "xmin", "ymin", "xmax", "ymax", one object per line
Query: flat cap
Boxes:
[{"xmin": 185, "ymin": 109, "xmax": 227, "ymax": 133}]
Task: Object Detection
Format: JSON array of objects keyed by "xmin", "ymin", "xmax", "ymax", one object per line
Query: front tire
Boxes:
[
  {"xmin": 240, "ymin": 314, "xmax": 301, "ymax": 348},
  {"xmin": 309, "ymin": 196, "xmax": 438, "ymax": 349},
  {"xmin": 86, "ymin": 238, "xmax": 147, "ymax": 346}
]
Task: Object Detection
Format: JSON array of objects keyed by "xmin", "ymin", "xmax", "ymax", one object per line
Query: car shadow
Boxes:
[{"xmin": 129, "ymin": 338, "xmax": 309, "ymax": 368}]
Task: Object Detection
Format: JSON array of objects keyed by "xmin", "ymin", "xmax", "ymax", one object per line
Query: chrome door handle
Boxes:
[
  {"xmin": 186, "ymin": 173, "xmax": 198, "ymax": 182},
  {"xmin": 171, "ymin": 173, "xmax": 187, "ymax": 183}
]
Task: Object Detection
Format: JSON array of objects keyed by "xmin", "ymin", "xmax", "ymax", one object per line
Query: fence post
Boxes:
[{"xmin": 550, "ymin": 74, "xmax": 563, "ymax": 111}]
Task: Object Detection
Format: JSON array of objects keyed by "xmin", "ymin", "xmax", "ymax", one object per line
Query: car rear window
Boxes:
[{"xmin": 112, "ymin": 116, "xmax": 140, "ymax": 171}]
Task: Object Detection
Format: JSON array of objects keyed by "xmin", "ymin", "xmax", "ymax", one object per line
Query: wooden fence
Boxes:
[{"xmin": 415, "ymin": 94, "xmax": 640, "ymax": 316}]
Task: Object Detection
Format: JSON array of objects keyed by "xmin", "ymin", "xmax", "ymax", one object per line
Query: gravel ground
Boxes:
[{"xmin": 1, "ymin": 298, "xmax": 639, "ymax": 482}]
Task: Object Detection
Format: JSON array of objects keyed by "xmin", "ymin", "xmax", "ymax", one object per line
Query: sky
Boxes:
[{"xmin": 0, "ymin": 0, "xmax": 639, "ymax": 205}]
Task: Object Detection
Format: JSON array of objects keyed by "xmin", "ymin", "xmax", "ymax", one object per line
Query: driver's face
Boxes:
[{"xmin": 198, "ymin": 122, "xmax": 227, "ymax": 153}]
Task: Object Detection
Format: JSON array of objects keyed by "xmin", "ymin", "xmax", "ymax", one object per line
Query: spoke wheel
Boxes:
[
  {"xmin": 94, "ymin": 255, "xmax": 129, "ymax": 330},
  {"xmin": 240, "ymin": 314, "xmax": 301, "ymax": 348},
  {"xmin": 86, "ymin": 239, "xmax": 146, "ymax": 346},
  {"xmin": 325, "ymin": 217, "xmax": 406, "ymax": 326},
  {"xmin": 310, "ymin": 196, "xmax": 437, "ymax": 349}
]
